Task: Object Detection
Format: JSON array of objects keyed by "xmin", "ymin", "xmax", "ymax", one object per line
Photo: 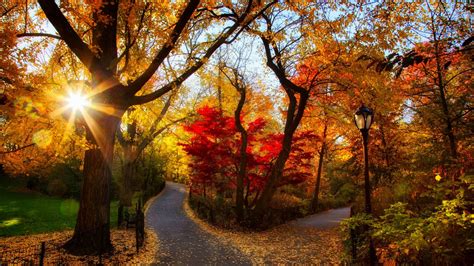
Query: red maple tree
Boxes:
[{"xmin": 181, "ymin": 106, "xmax": 315, "ymax": 202}]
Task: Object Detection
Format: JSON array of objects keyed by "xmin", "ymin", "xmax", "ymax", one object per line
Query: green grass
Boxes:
[{"xmin": 0, "ymin": 177, "xmax": 118, "ymax": 237}]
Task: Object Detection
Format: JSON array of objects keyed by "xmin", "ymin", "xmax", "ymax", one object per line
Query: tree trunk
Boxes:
[
  {"xmin": 120, "ymin": 145, "xmax": 137, "ymax": 208},
  {"xmin": 252, "ymin": 90, "xmax": 309, "ymax": 221},
  {"xmin": 234, "ymin": 87, "xmax": 247, "ymax": 222},
  {"xmin": 64, "ymin": 115, "xmax": 120, "ymax": 254},
  {"xmin": 434, "ymin": 42, "xmax": 457, "ymax": 159},
  {"xmin": 310, "ymin": 123, "xmax": 327, "ymax": 212},
  {"xmin": 430, "ymin": 9, "xmax": 457, "ymax": 160},
  {"xmin": 253, "ymin": 131, "xmax": 293, "ymax": 216}
]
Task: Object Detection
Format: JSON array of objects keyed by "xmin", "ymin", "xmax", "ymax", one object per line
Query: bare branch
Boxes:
[
  {"xmin": 37, "ymin": 0, "xmax": 112, "ymax": 78},
  {"xmin": 127, "ymin": 0, "xmax": 201, "ymax": 94},
  {"xmin": 129, "ymin": 1, "xmax": 279, "ymax": 106},
  {"xmin": 1, "ymin": 4, "xmax": 17, "ymax": 17},
  {"xmin": 17, "ymin": 32, "xmax": 62, "ymax": 40},
  {"xmin": 0, "ymin": 143, "xmax": 35, "ymax": 154}
]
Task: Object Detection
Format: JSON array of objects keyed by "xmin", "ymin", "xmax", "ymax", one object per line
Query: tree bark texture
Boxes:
[{"xmin": 65, "ymin": 115, "xmax": 121, "ymax": 254}]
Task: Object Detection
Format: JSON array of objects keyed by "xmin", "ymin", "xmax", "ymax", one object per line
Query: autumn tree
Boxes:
[
  {"xmin": 182, "ymin": 106, "xmax": 314, "ymax": 217},
  {"xmin": 247, "ymin": 2, "xmax": 360, "ymax": 218},
  {"xmin": 398, "ymin": 3, "xmax": 473, "ymax": 163},
  {"xmin": 5, "ymin": 0, "xmax": 278, "ymax": 253},
  {"xmin": 358, "ymin": 0, "xmax": 473, "ymax": 190}
]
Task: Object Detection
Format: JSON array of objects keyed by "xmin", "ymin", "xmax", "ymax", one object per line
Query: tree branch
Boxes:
[
  {"xmin": 37, "ymin": 0, "xmax": 111, "ymax": 77},
  {"xmin": 127, "ymin": 0, "xmax": 201, "ymax": 94},
  {"xmin": 129, "ymin": 0, "xmax": 268, "ymax": 106},
  {"xmin": 0, "ymin": 143, "xmax": 35, "ymax": 154},
  {"xmin": 137, "ymin": 116, "xmax": 189, "ymax": 157},
  {"xmin": 1, "ymin": 4, "xmax": 17, "ymax": 17},
  {"xmin": 17, "ymin": 32, "xmax": 62, "ymax": 40},
  {"xmin": 115, "ymin": 3, "xmax": 150, "ymax": 74}
]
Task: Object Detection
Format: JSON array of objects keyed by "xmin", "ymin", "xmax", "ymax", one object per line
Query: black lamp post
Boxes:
[
  {"xmin": 354, "ymin": 104, "xmax": 377, "ymax": 265},
  {"xmin": 354, "ymin": 105, "xmax": 374, "ymax": 214}
]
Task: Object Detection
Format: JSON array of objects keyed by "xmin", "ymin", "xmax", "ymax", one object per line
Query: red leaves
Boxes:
[{"xmin": 181, "ymin": 106, "xmax": 315, "ymax": 196}]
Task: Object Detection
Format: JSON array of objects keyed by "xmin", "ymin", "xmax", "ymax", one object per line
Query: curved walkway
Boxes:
[
  {"xmin": 290, "ymin": 206, "xmax": 351, "ymax": 229},
  {"xmin": 146, "ymin": 182, "xmax": 251, "ymax": 265}
]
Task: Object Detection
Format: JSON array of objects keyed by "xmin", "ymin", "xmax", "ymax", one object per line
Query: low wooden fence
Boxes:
[{"xmin": 0, "ymin": 241, "xmax": 67, "ymax": 265}]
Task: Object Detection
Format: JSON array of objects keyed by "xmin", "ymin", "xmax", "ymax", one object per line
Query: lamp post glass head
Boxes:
[{"xmin": 354, "ymin": 105, "xmax": 374, "ymax": 130}]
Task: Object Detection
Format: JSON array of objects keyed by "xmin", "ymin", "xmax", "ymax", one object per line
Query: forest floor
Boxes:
[
  {"xmin": 147, "ymin": 182, "xmax": 347, "ymax": 265},
  {"xmin": 0, "ymin": 228, "xmax": 158, "ymax": 264}
]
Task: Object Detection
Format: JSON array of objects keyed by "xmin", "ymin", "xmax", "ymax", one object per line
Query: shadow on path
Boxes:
[{"xmin": 146, "ymin": 182, "xmax": 251, "ymax": 265}]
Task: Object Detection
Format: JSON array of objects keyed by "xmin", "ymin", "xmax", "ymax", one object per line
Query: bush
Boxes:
[
  {"xmin": 26, "ymin": 175, "xmax": 42, "ymax": 190},
  {"xmin": 341, "ymin": 175, "xmax": 474, "ymax": 265},
  {"xmin": 336, "ymin": 182, "xmax": 357, "ymax": 203},
  {"xmin": 340, "ymin": 212, "xmax": 374, "ymax": 264},
  {"xmin": 188, "ymin": 190, "xmax": 309, "ymax": 229},
  {"xmin": 314, "ymin": 196, "xmax": 348, "ymax": 213},
  {"xmin": 189, "ymin": 193, "xmax": 237, "ymax": 228},
  {"xmin": 372, "ymin": 199, "xmax": 474, "ymax": 264},
  {"xmin": 47, "ymin": 179, "xmax": 68, "ymax": 197},
  {"xmin": 135, "ymin": 152, "xmax": 166, "ymax": 203},
  {"xmin": 47, "ymin": 158, "xmax": 82, "ymax": 199}
]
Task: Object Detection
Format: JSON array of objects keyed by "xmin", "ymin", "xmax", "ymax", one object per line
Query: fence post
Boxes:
[
  {"xmin": 136, "ymin": 202, "xmax": 140, "ymax": 253},
  {"xmin": 39, "ymin": 241, "xmax": 45, "ymax": 266},
  {"xmin": 350, "ymin": 206, "xmax": 357, "ymax": 262},
  {"xmin": 135, "ymin": 201, "xmax": 145, "ymax": 253},
  {"xmin": 99, "ymin": 224, "xmax": 103, "ymax": 265}
]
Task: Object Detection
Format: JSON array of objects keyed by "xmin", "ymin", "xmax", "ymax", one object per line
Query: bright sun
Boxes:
[{"xmin": 66, "ymin": 91, "xmax": 90, "ymax": 111}]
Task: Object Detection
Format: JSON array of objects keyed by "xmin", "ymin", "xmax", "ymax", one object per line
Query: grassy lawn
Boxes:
[{"xmin": 0, "ymin": 177, "xmax": 118, "ymax": 236}]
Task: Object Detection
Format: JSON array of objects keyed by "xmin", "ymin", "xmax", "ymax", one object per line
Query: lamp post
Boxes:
[
  {"xmin": 354, "ymin": 105, "xmax": 374, "ymax": 214},
  {"xmin": 354, "ymin": 104, "xmax": 377, "ymax": 265}
]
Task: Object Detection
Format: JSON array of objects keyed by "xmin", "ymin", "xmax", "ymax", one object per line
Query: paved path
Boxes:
[
  {"xmin": 146, "ymin": 182, "xmax": 251, "ymax": 265},
  {"xmin": 290, "ymin": 206, "xmax": 351, "ymax": 229}
]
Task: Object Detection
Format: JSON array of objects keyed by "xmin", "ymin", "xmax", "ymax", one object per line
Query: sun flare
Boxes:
[{"xmin": 66, "ymin": 91, "xmax": 90, "ymax": 111}]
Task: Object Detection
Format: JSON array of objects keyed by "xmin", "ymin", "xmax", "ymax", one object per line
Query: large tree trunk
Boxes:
[
  {"xmin": 65, "ymin": 1, "xmax": 119, "ymax": 253},
  {"xmin": 310, "ymin": 123, "xmax": 327, "ymax": 212},
  {"xmin": 65, "ymin": 114, "xmax": 121, "ymax": 254},
  {"xmin": 65, "ymin": 1, "xmax": 119, "ymax": 252}
]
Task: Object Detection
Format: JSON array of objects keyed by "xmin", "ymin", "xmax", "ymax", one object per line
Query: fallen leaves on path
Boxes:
[
  {"xmin": 183, "ymin": 199, "xmax": 343, "ymax": 264},
  {"xmin": 0, "ymin": 228, "xmax": 158, "ymax": 264}
]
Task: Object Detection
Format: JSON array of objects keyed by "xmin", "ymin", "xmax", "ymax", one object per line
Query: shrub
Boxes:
[
  {"xmin": 372, "ymin": 199, "xmax": 474, "ymax": 264},
  {"xmin": 340, "ymin": 212, "xmax": 374, "ymax": 264},
  {"xmin": 47, "ymin": 179, "xmax": 68, "ymax": 197},
  {"xmin": 341, "ymin": 175, "xmax": 474, "ymax": 265},
  {"xmin": 47, "ymin": 158, "xmax": 82, "ymax": 198},
  {"xmin": 335, "ymin": 182, "xmax": 357, "ymax": 203},
  {"xmin": 26, "ymin": 175, "xmax": 42, "ymax": 190}
]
